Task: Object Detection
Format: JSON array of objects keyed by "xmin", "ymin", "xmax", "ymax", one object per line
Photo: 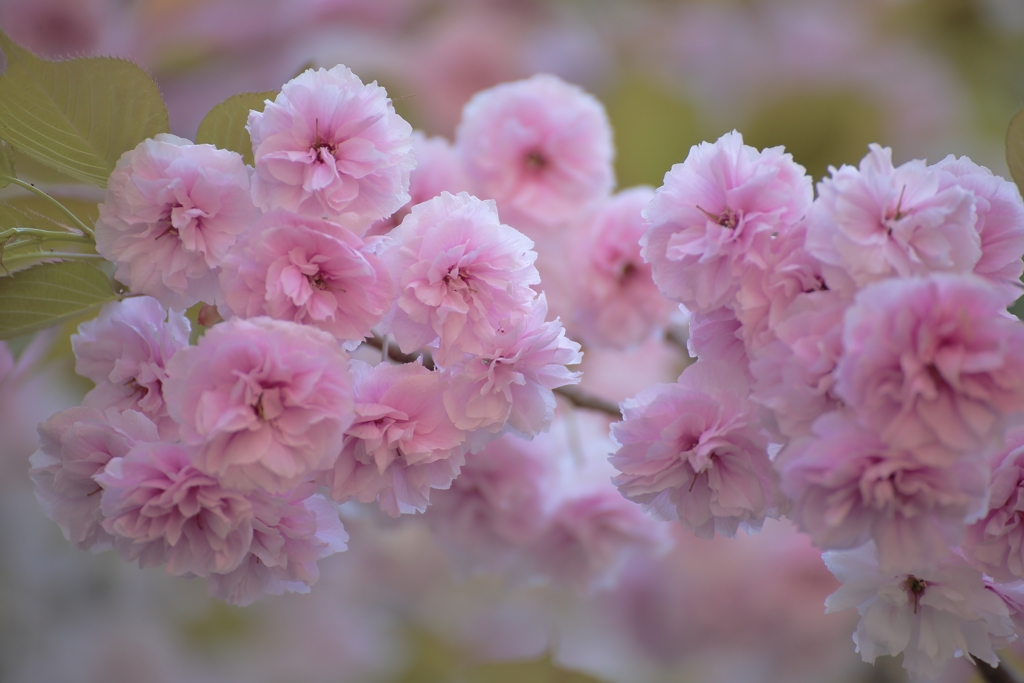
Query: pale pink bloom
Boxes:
[
  {"xmin": 641, "ymin": 130, "xmax": 812, "ymax": 313},
  {"xmin": 455, "ymin": 73, "xmax": 614, "ymax": 226},
  {"xmin": 248, "ymin": 65, "xmax": 414, "ymax": 228},
  {"xmin": 824, "ymin": 543, "xmax": 1014, "ymax": 679},
  {"xmin": 686, "ymin": 307, "xmax": 747, "ymax": 369},
  {"xmin": 71, "ymin": 297, "xmax": 189, "ymax": 437},
  {"xmin": 29, "ymin": 406, "xmax": 159, "ymax": 552},
  {"xmin": 569, "ymin": 187, "xmax": 673, "ymax": 350},
  {"xmin": 610, "ymin": 361, "xmax": 778, "ymax": 539},
  {"xmin": 327, "ymin": 361, "xmax": 465, "ymax": 516},
  {"xmin": 778, "ymin": 413, "xmax": 989, "ymax": 572},
  {"xmin": 835, "ymin": 274, "xmax": 1024, "ymax": 458},
  {"xmin": 442, "ymin": 294, "xmax": 582, "ymax": 438},
  {"xmin": 96, "ymin": 441, "xmax": 253, "ymax": 576},
  {"xmin": 163, "ymin": 317, "xmax": 355, "ymax": 494},
  {"xmin": 206, "ymin": 490, "xmax": 348, "ymax": 606},
  {"xmin": 96, "ymin": 134, "xmax": 257, "ymax": 309},
  {"xmin": 219, "ymin": 210, "xmax": 393, "ymax": 344},
  {"xmin": 805, "ymin": 144, "xmax": 981, "ymax": 291},
  {"xmin": 381, "ymin": 192, "xmax": 540, "ymax": 360},
  {"xmin": 963, "ymin": 427, "xmax": 1024, "ymax": 581},
  {"xmin": 933, "ymin": 154, "xmax": 1024, "ymax": 303}
]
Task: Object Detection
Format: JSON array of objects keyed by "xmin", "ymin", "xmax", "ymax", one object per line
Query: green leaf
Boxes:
[
  {"xmin": 0, "ymin": 200, "xmax": 78, "ymax": 234},
  {"xmin": 195, "ymin": 91, "xmax": 276, "ymax": 165},
  {"xmin": 1007, "ymin": 108, "xmax": 1024, "ymax": 197},
  {"xmin": 0, "ymin": 31, "xmax": 169, "ymax": 187},
  {"xmin": 0, "ymin": 260, "xmax": 116, "ymax": 339},
  {"xmin": 0, "ymin": 139, "xmax": 14, "ymax": 187}
]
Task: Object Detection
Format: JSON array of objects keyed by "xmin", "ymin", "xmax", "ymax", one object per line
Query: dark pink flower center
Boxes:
[
  {"xmin": 697, "ymin": 205, "xmax": 739, "ymax": 230},
  {"xmin": 901, "ymin": 574, "xmax": 927, "ymax": 613}
]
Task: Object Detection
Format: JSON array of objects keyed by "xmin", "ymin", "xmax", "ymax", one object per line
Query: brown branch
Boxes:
[
  {"xmin": 362, "ymin": 335, "xmax": 622, "ymax": 418},
  {"xmin": 978, "ymin": 658, "xmax": 1020, "ymax": 683}
]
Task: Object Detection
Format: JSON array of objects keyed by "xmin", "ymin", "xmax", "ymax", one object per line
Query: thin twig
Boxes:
[{"xmin": 1, "ymin": 176, "xmax": 95, "ymax": 237}]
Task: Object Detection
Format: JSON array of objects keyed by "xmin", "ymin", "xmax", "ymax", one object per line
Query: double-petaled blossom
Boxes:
[
  {"xmin": 328, "ymin": 361, "xmax": 465, "ymax": 517},
  {"xmin": 835, "ymin": 273, "xmax": 1024, "ymax": 458},
  {"xmin": 610, "ymin": 360, "xmax": 778, "ymax": 539},
  {"xmin": 455, "ymin": 73, "xmax": 615, "ymax": 227},
  {"xmin": 641, "ymin": 130, "xmax": 812, "ymax": 313},
  {"xmin": 805, "ymin": 144, "xmax": 981, "ymax": 292},
  {"xmin": 29, "ymin": 407, "xmax": 160, "ymax": 553},
  {"xmin": 95, "ymin": 134, "xmax": 257, "ymax": 309},
  {"xmin": 823, "ymin": 543, "xmax": 1015, "ymax": 679},
  {"xmin": 71, "ymin": 297, "xmax": 190, "ymax": 437},
  {"xmin": 96, "ymin": 441, "xmax": 254, "ymax": 576},
  {"xmin": 963, "ymin": 427, "xmax": 1024, "ymax": 581},
  {"xmin": 381, "ymin": 192, "xmax": 540, "ymax": 361},
  {"xmin": 219, "ymin": 210, "xmax": 393, "ymax": 345},
  {"xmin": 163, "ymin": 317, "xmax": 355, "ymax": 494},
  {"xmin": 248, "ymin": 65, "xmax": 414, "ymax": 229}
]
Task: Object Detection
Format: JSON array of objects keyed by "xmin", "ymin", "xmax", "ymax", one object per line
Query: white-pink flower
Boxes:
[
  {"xmin": 29, "ymin": 406, "xmax": 160, "ymax": 553},
  {"xmin": 95, "ymin": 134, "xmax": 257, "ymax": 309},
  {"xmin": 641, "ymin": 130, "xmax": 812, "ymax": 313},
  {"xmin": 442, "ymin": 294, "xmax": 583, "ymax": 438},
  {"xmin": 71, "ymin": 297, "xmax": 190, "ymax": 437},
  {"xmin": 248, "ymin": 65, "xmax": 414, "ymax": 228},
  {"xmin": 455, "ymin": 73, "xmax": 614, "ymax": 227},
  {"xmin": 805, "ymin": 144, "xmax": 981, "ymax": 291},
  {"xmin": 219, "ymin": 209, "xmax": 393, "ymax": 344},
  {"xmin": 163, "ymin": 317, "xmax": 355, "ymax": 494},
  {"xmin": 610, "ymin": 360, "xmax": 777, "ymax": 539},
  {"xmin": 327, "ymin": 360, "xmax": 465, "ymax": 516},
  {"xmin": 96, "ymin": 441, "xmax": 254, "ymax": 576},
  {"xmin": 963, "ymin": 427, "xmax": 1024, "ymax": 581},
  {"xmin": 381, "ymin": 191, "xmax": 540, "ymax": 360},
  {"xmin": 835, "ymin": 274, "xmax": 1024, "ymax": 458}
]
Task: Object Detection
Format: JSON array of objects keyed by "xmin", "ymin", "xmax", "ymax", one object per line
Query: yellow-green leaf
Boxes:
[
  {"xmin": 195, "ymin": 91, "xmax": 276, "ymax": 166},
  {"xmin": 1007, "ymin": 108, "xmax": 1024, "ymax": 197},
  {"xmin": 0, "ymin": 260, "xmax": 117, "ymax": 339},
  {"xmin": 0, "ymin": 32, "xmax": 169, "ymax": 187},
  {"xmin": 0, "ymin": 140, "xmax": 14, "ymax": 187}
]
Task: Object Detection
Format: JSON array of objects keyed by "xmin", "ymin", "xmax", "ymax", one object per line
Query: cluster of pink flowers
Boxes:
[
  {"xmin": 35, "ymin": 66, "xmax": 589, "ymax": 605},
  {"xmin": 612, "ymin": 130, "xmax": 1024, "ymax": 676}
]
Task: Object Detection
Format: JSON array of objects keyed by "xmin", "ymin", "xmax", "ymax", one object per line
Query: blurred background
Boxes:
[{"xmin": 1, "ymin": 0, "xmax": 1023, "ymax": 681}]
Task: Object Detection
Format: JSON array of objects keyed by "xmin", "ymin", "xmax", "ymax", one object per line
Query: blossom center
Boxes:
[
  {"xmin": 697, "ymin": 205, "xmax": 739, "ymax": 230},
  {"xmin": 901, "ymin": 575, "xmax": 927, "ymax": 613},
  {"xmin": 525, "ymin": 149, "xmax": 547, "ymax": 172},
  {"xmin": 308, "ymin": 272, "xmax": 331, "ymax": 291}
]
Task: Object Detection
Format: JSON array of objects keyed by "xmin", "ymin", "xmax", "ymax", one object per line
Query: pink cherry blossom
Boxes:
[
  {"xmin": 569, "ymin": 187, "xmax": 674, "ymax": 350},
  {"xmin": 381, "ymin": 191, "xmax": 540, "ymax": 360},
  {"xmin": 805, "ymin": 144, "xmax": 981, "ymax": 291},
  {"xmin": 96, "ymin": 441, "xmax": 254, "ymax": 576},
  {"xmin": 163, "ymin": 317, "xmax": 355, "ymax": 494},
  {"xmin": 248, "ymin": 65, "xmax": 414, "ymax": 228},
  {"xmin": 327, "ymin": 360, "xmax": 465, "ymax": 516},
  {"xmin": 933, "ymin": 154, "xmax": 1024, "ymax": 303},
  {"xmin": 835, "ymin": 274, "xmax": 1024, "ymax": 458},
  {"xmin": 641, "ymin": 130, "xmax": 812, "ymax": 313},
  {"xmin": 441, "ymin": 294, "xmax": 583, "ymax": 438},
  {"xmin": 610, "ymin": 360, "xmax": 778, "ymax": 539},
  {"xmin": 963, "ymin": 427, "xmax": 1024, "ymax": 581},
  {"xmin": 219, "ymin": 209, "xmax": 393, "ymax": 344},
  {"xmin": 824, "ymin": 543, "xmax": 1014, "ymax": 679},
  {"xmin": 205, "ymin": 489, "xmax": 348, "ymax": 606},
  {"xmin": 455, "ymin": 73, "xmax": 614, "ymax": 227},
  {"xmin": 686, "ymin": 307, "xmax": 748, "ymax": 369},
  {"xmin": 778, "ymin": 412, "xmax": 990, "ymax": 572},
  {"xmin": 71, "ymin": 297, "xmax": 190, "ymax": 437},
  {"xmin": 29, "ymin": 406, "xmax": 159, "ymax": 552},
  {"xmin": 95, "ymin": 134, "xmax": 257, "ymax": 309}
]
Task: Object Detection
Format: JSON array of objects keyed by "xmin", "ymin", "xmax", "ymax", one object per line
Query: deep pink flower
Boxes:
[
  {"xmin": 248, "ymin": 65, "xmax": 414, "ymax": 228},
  {"xmin": 219, "ymin": 210, "xmax": 393, "ymax": 344},
  {"xmin": 641, "ymin": 130, "xmax": 812, "ymax": 313},
  {"xmin": 963, "ymin": 427, "xmax": 1024, "ymax": 581},
  {"xmin": 805, "ymin": 144, "xmax": 980, "ymax": 291},
  {"xmin": 163, "ymin": 317, "xmax": 355, "ymax": 494},
  {"xmin": 96, "ymin": 441, "xmax": 254, "ymax": 576},
  {"xmin": 205, "ymin": 489, "xmax": 348, "ymax": 606},
  {"xmin": 29, "ymin": 406, "xmax": 160, "ymax": 552},
  {"xmin": 95, "ymin": 134, "xmax": 257, "ymax": 309},
  {"xmin": 778, "ymin": 413, "xmax": 990, "ymax": 572},
  {"xmin": 442, "ymin": 294, "xmax": 583, "ymax": 438},
  {"xmin": 610, "ymin": 360, "xmax": 778, "ymax": 539},
  {"xmin": 455, "ymin": 73, "xmax": 614, "ymax": 227},
  {"xmin": 835, "ymin": 274, "xmax": 1024, "ymax": 458},
  {"xmin": 686, "ymin": 306, "xmax": 748, "ymax": 369},
  {"xmin": 71, "ymin": 297, "xmax": 190, "ymax": 437},
  {"xmin": 381, "ymin": 192, "xmax": 540, "ymax": 360},
  {"xmin": 327, "ymin": 360, "xmax": 465, "ymax": 516}
]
